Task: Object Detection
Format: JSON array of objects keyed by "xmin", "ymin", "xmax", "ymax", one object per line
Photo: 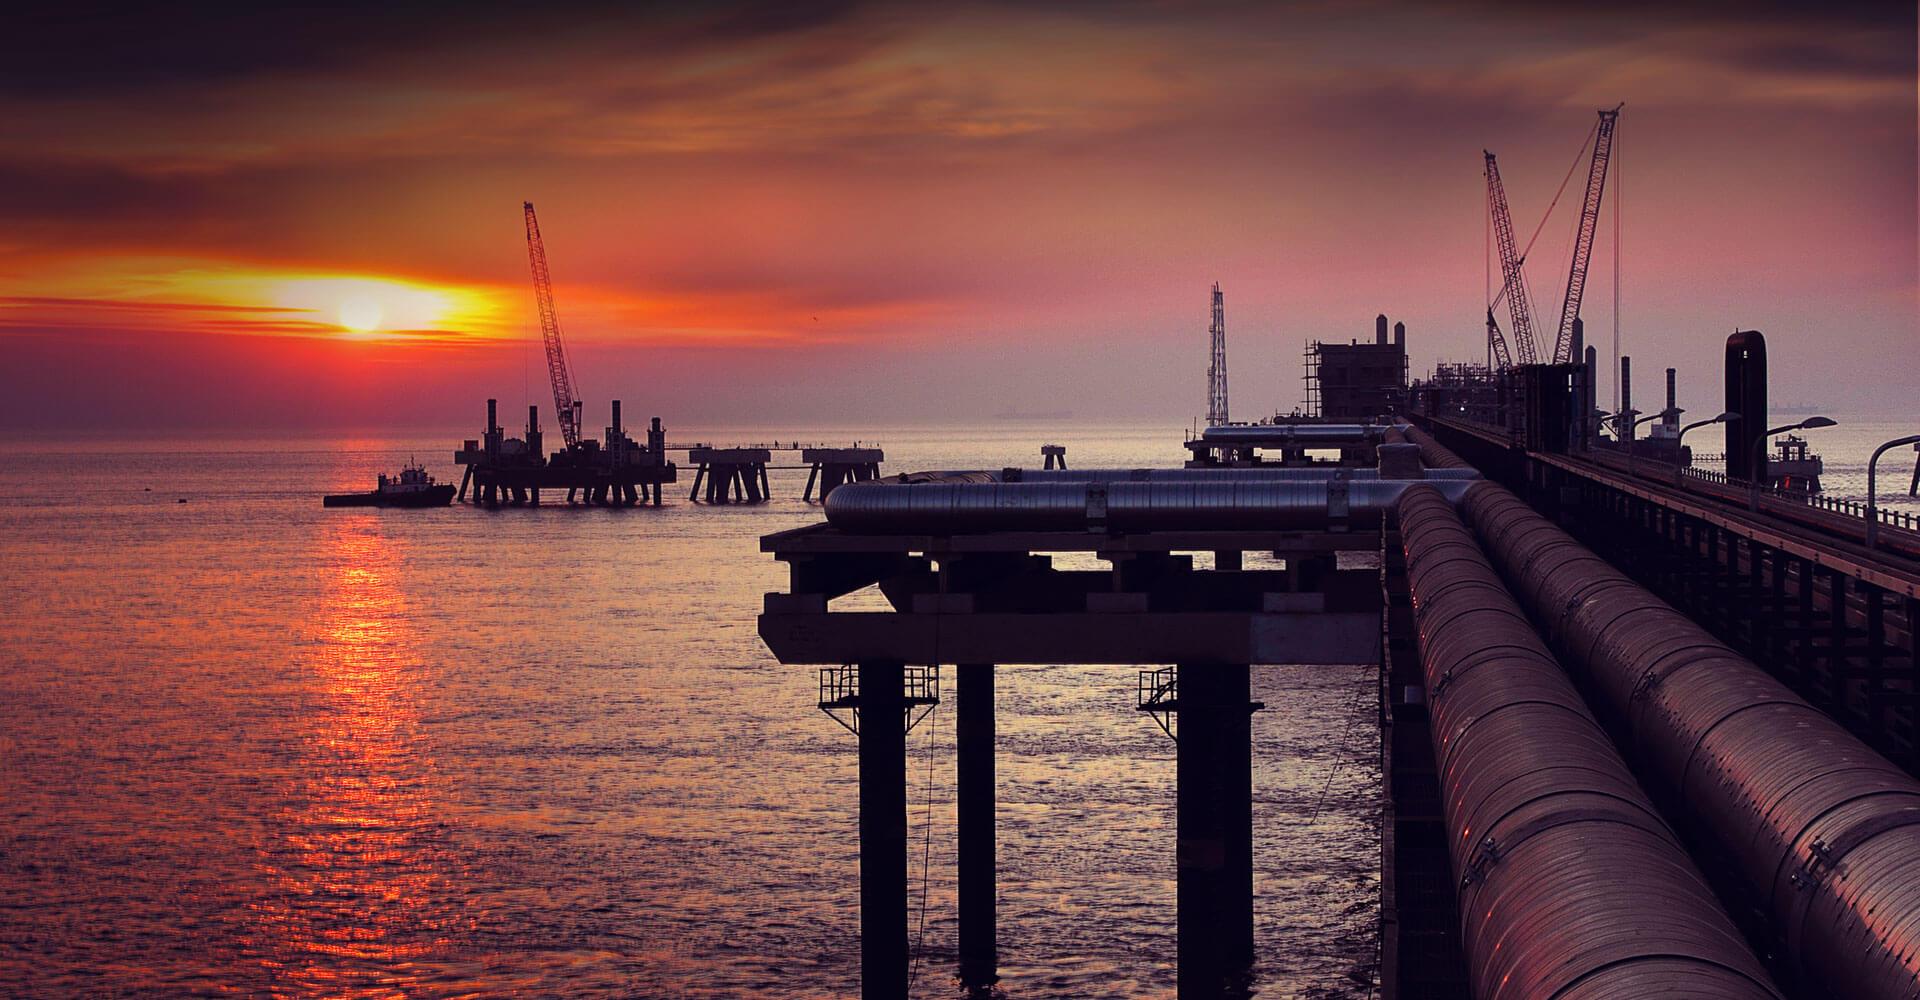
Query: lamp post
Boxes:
[
  {"xmin": 1674, "ymin": 411, "xmax": 1735, "ymax": 484},
  {"xmin": 1678, "ymin": 411, "xmax": 1736, "ymax": 453},
  {"xmin": 1866, "ymin": 434, "xmax": 1920, "ymax": 549},
  {"xmin": 1627, "ymin": 412, "xmax": 1663, "ymax": 476},
  {"xmin": 1593, "ymin": 411, "xmax": 1617, "ymax": 445},
  {"xmin": 1749, "ymin": 416, "xmax": 1838, "ymax": 511}
]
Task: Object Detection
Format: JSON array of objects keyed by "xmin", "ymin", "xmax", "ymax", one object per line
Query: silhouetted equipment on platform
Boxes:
[
  {"xmin": 1302, "ymin": 316, "xmax": 1410, "ymax": 424},
  {"xmin": 1040, "ymin": 444, "xmax": 1066, "ymax": 470},
  {"xmin": 454, "ymin": 397, "xmax": 675, "ymax": 505},
  {"xmin": 457, "ymin": 203, "xmax": 897, "ymax": 507}
]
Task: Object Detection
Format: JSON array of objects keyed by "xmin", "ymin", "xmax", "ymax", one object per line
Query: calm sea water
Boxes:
[{"xmin": 0, "ymin": 424, "xmax": 1389, "ymax": 999}]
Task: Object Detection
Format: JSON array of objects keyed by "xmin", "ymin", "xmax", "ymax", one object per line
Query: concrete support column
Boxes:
[
  {"xmin": 957, "ymin": 663, "xmax": 998, "ymax": 994},
  {"xmin": 858, "ymin": 662, "xmax": 908, "ymax": 1000},
  {"xmin": 1177, "ymin": 662, "xmax": 1255, "ymax": 996}
]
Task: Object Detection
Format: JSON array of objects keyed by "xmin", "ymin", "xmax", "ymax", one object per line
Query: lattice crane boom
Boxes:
[
  {"xmin": 1206, "ymin": 283, "xmax": 1228, "ymax": 426},
  {"xmin": 1484, "ymin": 151, "xmax": 1538, "ymax": 366},
  {"xmin": 524, "ymin": 201, "xmax": 582, "ymax": 450},
  {"xmin": 1550, "ymin": 105, "xmax": 1621, "ymax": 365}
]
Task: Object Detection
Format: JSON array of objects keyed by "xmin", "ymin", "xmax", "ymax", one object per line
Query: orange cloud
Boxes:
[{"xmin": 0, "ymin": 253, "xmax": 960, "ymax": 352}]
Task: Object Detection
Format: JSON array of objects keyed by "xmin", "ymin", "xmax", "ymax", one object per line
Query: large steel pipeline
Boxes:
[
  {"xmin": 821, "ymin": 478, "xmax": 1476, "ymax": 534},
  {"xmin": 1398, "ymin": 423, "xmax": 1472, "ymax": 470},
  {"xmin": 1398, "ymin": 485, "xmax": 1780, "ymax": 999},
  {"xmin": 1422, "ymin": 442, "xmax": 1920, "ymax": 996}
]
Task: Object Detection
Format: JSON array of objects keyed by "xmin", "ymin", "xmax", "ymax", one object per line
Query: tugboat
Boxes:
[
  {"xmin": 1768, "ymin": 434, "xmax": 1825, "ymax": 495},
  {"xmin": 323, "ymin": 461, "xmax": 456, "ymax": 508}
]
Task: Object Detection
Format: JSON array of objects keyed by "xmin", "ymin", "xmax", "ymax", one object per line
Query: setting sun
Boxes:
[
  {"xmin": 338, "ymin": 297, "xmax": 383, "ymax": 333},
  {"xmin": 269, "ymin": 277, "xmax": 461, "ymax": 337}
]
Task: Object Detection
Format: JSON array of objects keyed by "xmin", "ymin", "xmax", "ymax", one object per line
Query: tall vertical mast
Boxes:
[
  {"xmin": 524, "ymin": 201, "xmax": 582, "ymax": 450},
  {"xmin": 1207, "ymin": 283, "xmax": 1229, "ymax": 426}
]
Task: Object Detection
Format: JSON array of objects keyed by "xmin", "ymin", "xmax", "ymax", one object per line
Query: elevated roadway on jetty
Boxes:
[{"xmin": 1416, "ymin": 410, "xmax": 1920, "ymax": 771}]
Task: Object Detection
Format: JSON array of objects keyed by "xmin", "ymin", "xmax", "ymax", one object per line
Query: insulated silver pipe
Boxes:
[
  {"xmin": 1003, "ymin": 467, "xmax": 1480, "ymax": 483},
  {"xmin": 1200, "ymin": 424, "xmax": 1385, "ymax": 443},
  {"xmin": 823, "ymin": 478, "xmax": 1477, "ymax": 533}
]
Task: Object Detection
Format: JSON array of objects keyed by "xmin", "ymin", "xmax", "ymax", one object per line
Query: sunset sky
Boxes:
[{"xmin": 3, "ymin": 1, "xmax": 1913, "ymax": 433}]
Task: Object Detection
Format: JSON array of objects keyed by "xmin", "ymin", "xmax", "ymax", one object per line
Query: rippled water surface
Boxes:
[
  {"xmin": 12, "ymin": 418, "xmax": 1909, "ymax": 997},
  {"xmin": 1, "ymin": 424, "xmax": 1391, "ymax": 999}
]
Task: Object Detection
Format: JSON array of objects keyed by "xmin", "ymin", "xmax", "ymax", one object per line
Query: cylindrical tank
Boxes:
[
  {"xmin": 1398, "ymin": 485, "xmax": 1780, "ymax": 1000},
  {"xmin": 1726, "ymin": 330, "xmax": 1768, "ymax": 481},
  {"xmin": 1376, "ymin": 313, "xmax": 1389, "ymax": 345},
  {"xmin": 1451, "ymin": 471, "xmax": 1920, "ymax": 998},
  {"xmin": 1583, "ymin": 345, "xmax": 1599, "ymax": 446}
]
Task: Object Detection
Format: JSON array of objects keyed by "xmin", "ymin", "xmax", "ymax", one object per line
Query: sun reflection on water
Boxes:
[{"xmin": 248, "ymin": 525, "xmax": 472, "ymax": 996}]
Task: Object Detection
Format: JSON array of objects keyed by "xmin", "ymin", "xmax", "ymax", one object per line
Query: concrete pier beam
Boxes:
[
  {"xmin": 1177, "ymin": 662, "xmax": 1255, "ymax": 996},
  {"xmin": 956, "ymin": 663, "xmax": 998, "ymax": 994},
  {"xmin": 858, "ymin": 661, "xmax": 908, "ymax": 1000}
]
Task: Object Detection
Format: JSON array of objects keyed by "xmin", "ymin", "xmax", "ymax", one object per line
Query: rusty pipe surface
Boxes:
[
  {"xmin": 1398, "ymin": 485, "xmax": 1781, "ymax": 1000},
  {"xmin": 1456, "ymin": 476, "xmax": 1920, "ymax": 998},
  {"xmin": 822, "ymin": 478, "xmax": 1476, "ymax": 533}
]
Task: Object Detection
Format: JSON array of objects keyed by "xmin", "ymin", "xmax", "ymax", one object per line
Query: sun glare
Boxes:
[
  {"xmin": 338, "ymin": 297, "xmax": 383, "ymax": 333},
  {"xmin": 256, "ymin": 275, "xmax": 500, "ymax": 340}
]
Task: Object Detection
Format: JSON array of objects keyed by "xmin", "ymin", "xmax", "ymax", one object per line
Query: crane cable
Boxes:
[
  {"xmin": 1297, "ymin": 664, "xmax": 1379, "ymax": 826},
  {"xmin": 905, "ymin": 693, "xmax": 939, "ymax": 994},
  {"xmin": 1612, "ymin": 124, "xmax": 1623, "ymax": 415}
]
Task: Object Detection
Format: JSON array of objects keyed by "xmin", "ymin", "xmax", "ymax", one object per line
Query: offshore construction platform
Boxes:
[
  {"xmin": 452, "ymin": 202, "xmax": 882, "ymax": 506},
  {"xmin": 752, "ymin": 106, "xmax": 1920, "ymax": 1000}
]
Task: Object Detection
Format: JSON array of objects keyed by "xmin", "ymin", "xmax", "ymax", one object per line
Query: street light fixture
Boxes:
[
  {"xmin": 1678, "ymin": 411, "xmax": 1736, "ymax": 452},
  {"xmin": 1749, "ymin": 416, "xmax": 1838, "ymax": 511},
  {"xmin": 1866, "ymin": 433, "xmax": 1920, "ymax": 549},
  {"xmin": 1673, "ymin": 411, "xmax": 1736, "ymax": 484},
  {"xmin": 1627, "ymin": 412, "xmax": 1663, "ymax": 475},
  {"xmin": 1589, "ymin": 412, "xmax": 1620, "ymax": 445}
]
